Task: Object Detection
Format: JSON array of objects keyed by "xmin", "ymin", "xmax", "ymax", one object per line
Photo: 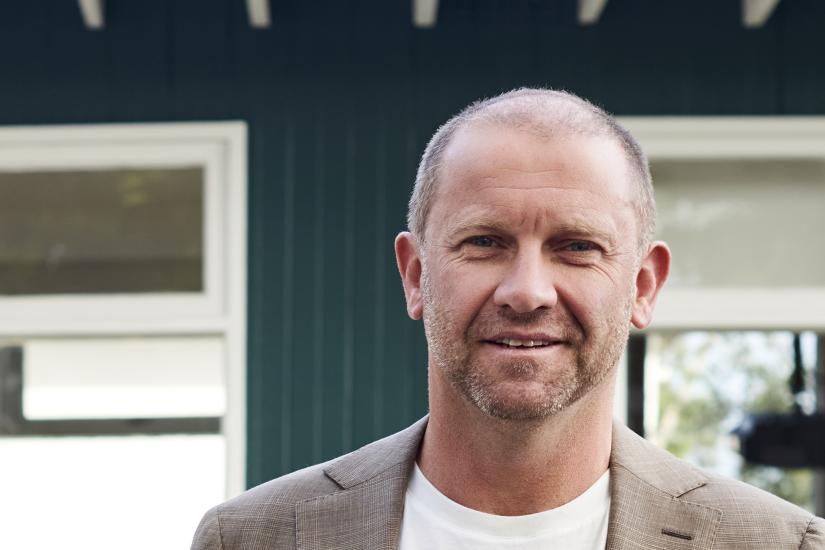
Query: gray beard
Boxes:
[{"xmin": 422, "ymin": 269, "xmax": 632, "ymax": 421}]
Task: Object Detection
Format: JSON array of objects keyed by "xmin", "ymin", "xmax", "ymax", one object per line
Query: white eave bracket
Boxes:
[
  {"xmin": 413, "ymin": 0, "xmax": 439, "ymax": 28},
  {"xmin": 246, "ymin": 0, "xmax": 271, "ymax": 28},
  {"xmin": 578, "ymin": 0, "xmax": 608, "ymax": 25},
  {"xmin": 78, "ymin": 0, "xmax": 104, "ymax": 30},
  {"xmin": 742, "ymin": 0, "xmax": 781, "ymax": 28}
]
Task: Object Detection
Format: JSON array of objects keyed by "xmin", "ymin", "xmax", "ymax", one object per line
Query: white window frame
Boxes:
[
  {"xmin": 620, "ymin": 117, "xmax": 825, "ymax": 331},
  {"xmin": 0, "ymin": 122, "xmax": 247, "ymax": 497}
]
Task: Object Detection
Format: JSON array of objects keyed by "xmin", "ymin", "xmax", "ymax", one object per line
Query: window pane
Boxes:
[
  {"xmin": 0, "ymin": 167, "xmax": 203, "ymax": 295},
  {"xmin": 20, "ymin": 336, "xmax": 225, "ymax": 419},
  {"xmin": 0, "ymin": 435, "xmax": 223, "ymax": 550},
  {"xmin": 653, "ymin": 159, "xmax": 825, "ymax": 288},
  {"xmin": 645, "ymin": 331, "xmax": 816, "ymax": 511}
]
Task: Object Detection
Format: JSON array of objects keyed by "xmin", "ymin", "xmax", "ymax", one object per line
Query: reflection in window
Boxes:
[
  {"xmin": 645, "ymin": 331, "xmax": 816, "ymax": 511},
  {"xmin": 652, "ymin": 159, "xmax": 825, "ymax": 288},
  {"xmin": 0, "ymin": 167, "xmax": 203, "ymax": 295},
  {"xmin": 22, "ymin": 336, "xmax": 225, "ymax": 419}
]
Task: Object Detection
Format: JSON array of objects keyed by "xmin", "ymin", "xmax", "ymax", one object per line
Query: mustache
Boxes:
[{"xmin": 470, "ymin": 309, "xmax": 583, "ymax": 342}]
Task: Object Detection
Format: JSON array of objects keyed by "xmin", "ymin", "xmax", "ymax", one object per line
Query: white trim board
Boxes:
[
  {"xmin": 412, "ymin": 0, "xmax": 439, "ymax": 28},
  {"xmin": 246, "ymin": 0, "xmax": 271, "ymax": 28},
  {"xmin": 77, "ymin": 0, "xmax": 104, "ymax": 29},
  {"xmin": 578, "ymin": 0, "xmax": 609, "ymax": 25},
  {"xmin": 621, "ymin": 117, "xmax": 825, "ymax": 158},
  {"xmin": 743, "ymin": 0, "xmax": 782, "ymax": 28}
]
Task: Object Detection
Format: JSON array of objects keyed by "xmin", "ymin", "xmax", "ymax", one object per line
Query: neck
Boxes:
[{"xmin": 418, "ymin": 366, "xmax": 616, "ymax": 516}]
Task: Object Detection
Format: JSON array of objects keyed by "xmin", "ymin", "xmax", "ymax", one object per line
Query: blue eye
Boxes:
[
  {"xmin": 566, "ymin": 241, "xmax": 596, "ymax": 252},
  {"xmin": 469, "ymin": 236, "xmax": 496, "ymax": 247}
]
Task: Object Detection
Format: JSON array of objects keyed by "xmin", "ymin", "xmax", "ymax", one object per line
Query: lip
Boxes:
[
  {"xmin": 483, "ymin": 332, "xmax": 567, "ymax": 344},
  {"xmin": 480, "ymin": 332, "xmax": 570, "ymax": 354},
  {"xmin": 480, "ymin": 341, "xmax": 567, "ymax": 355}
]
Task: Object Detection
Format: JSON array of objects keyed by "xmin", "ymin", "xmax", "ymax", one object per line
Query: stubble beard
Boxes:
[{"xmin": 422, "ymin": 270, "xmax": 633, "ymax": 421}]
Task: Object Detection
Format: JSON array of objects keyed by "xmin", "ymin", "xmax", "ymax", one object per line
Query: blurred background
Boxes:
[{"xmin": 0, "ymin": 0, "xmax": 824, "ymax": 548}]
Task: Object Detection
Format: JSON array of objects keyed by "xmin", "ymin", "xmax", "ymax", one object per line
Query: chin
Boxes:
[{"xmin": 468, "ymin": 381, "xmax": 579, "ymax": 421}]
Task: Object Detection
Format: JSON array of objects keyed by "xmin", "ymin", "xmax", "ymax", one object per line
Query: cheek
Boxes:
[
  {"xmin": 556, "ymin": 272, "xmax": 628, "ymax": 327},
  {"xmin": 435, "ymin": 265, "xmax": 500, "ymax": 313}
]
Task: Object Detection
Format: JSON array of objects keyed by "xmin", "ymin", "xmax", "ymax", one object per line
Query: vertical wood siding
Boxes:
[{"xmin": 1, "ymin": 0, "xmax": 824, "ymax": 486}]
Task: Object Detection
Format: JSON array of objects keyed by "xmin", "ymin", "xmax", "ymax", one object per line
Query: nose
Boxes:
[{"xmin": 493, "ymin": 248, "xmax": 558, "ymax": 313}]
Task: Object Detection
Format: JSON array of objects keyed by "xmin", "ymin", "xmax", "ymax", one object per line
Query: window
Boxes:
[
  {"xmin": 0, "ymin": 167, "xmax": 205, "ymax": 295},
  {"xmin": 618, "ymin": 117, "xmax": 825, "ymax": 514},
  {"xmin": 645, "ymin": 331, "xmax": 817, "ymax": 512},
  {"xmin": 0, "ymin": 123, "xmax": 246, "ymax": 549},
  {"xmin": 621, "ymin": 117, "xmax": 825, "ymax": 328},
  {"xmin": 0, "ymin": 124, "xmax": 247, "ymax": 330}
]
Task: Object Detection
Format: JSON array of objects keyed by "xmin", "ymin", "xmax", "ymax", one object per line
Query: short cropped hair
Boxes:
[{"xmin": 407, "ymin": 88, "xmax": 655, "ymax": 249}]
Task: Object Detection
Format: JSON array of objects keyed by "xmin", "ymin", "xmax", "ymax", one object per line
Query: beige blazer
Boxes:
[{"xmin": 192, "ymin": 417, "xmax": 825, "ymax": 549}]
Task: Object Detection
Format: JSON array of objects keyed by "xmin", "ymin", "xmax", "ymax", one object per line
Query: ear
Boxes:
[
  {"xmin": 631, "ymin": 241, "xmax": 671, "ymax": 329},
  {"xmin": 395, "ymin": 232, "xmax": 424, "ymax": 320}
]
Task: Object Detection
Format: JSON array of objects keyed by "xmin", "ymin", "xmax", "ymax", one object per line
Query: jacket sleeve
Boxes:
[
  {"xmin": 801, "ymin": 515, "xmax": 825, "ymax": 550},
  {"xmin": 191, "ymin": 507, "xmax": 224, "ymax": 550}
]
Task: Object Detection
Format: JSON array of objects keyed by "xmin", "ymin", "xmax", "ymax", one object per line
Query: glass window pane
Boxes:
[
  {"xmin": 20, "ymin": 336, "xmax": 225, "ymax": 419},
  {"xmin": 645, "ymin": 331, "xmax": 816, "ymax": 511},
  {"xmin": 0, "ymin": 434, "xmax": 224, "ymax": 550},
  {"xmin": 653, "ymin": 159, "xmax": 825, "ymax": 288},
  {"xmin": 0, "ymin": 167, "xmax": 203, "ymax": 295}
]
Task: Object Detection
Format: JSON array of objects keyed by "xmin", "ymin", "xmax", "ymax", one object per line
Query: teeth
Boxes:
[{"xmin": 494, "ymin": 338, "xmax": 551, "ymax": 348}]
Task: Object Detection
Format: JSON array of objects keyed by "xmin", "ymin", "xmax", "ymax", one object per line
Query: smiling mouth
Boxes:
[{"xmin": 489, "ymin": 338, "xmax": 560, "ymax": 349}]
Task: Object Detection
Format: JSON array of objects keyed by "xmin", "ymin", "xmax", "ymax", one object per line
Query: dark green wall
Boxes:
[{"xmin": 2, "ymin": 0, "xmax": 824, "ymax": 487}]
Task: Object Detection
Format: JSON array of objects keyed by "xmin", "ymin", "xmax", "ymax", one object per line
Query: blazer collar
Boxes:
[
  {"xmin": 295, "ymin": 417, "xmax": 723, "ymax": 549},
  {"xmin": 295, "ymin": 417, "xmax": 427, "ymax": 550},
  {"xmin": 323, "ymin": 416, "xmax": 427, "ymax": 489},
  {"xmin": 607, "ymin": 422, "xmax": 722, "ymax": 549}
]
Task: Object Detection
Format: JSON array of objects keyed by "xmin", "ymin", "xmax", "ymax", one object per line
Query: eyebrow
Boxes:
[
  {"xmin": 445, "ymin": 218, "xmax": 511, "ymax": 238},
  {"xmin": 445, "ymin": 216, "xmax": 618, "ymax": 248},
  {"xmin": 552, "ymin": 222, "xmax": 618, "ymax": 248}
]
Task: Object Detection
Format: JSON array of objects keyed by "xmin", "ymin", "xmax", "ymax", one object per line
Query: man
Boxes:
[{"xmin": 192, "ymin": 89, "xmax": 825, "ymax": 549}]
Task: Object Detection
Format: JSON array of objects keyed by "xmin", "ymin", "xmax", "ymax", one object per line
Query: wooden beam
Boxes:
[
  {"xmin": 742, "ymin": 0, "xmax": 781, "ymax": 28},
  {"xmin": 246, "ymin": 0, "xmax": 271, "ymax": 28},
  {"xmin": 578, "ymin": 0, "xmax": 608, "ymax": 25},
  {"xmin": 413, "ymin": 0, "xmax": 439, "ymax": 28},
  {"xmin": 77, "ymin": 0, "xmax": 104, "ymax": 30}
]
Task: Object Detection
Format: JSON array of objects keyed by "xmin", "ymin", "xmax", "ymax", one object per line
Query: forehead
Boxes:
[
  {"xmin": 429, "ymin": 124, "xmax": 637, "ymax": 237},
  {"xmin": 441, "ymin": 124, "xmax": 635, "ymax": 199}
]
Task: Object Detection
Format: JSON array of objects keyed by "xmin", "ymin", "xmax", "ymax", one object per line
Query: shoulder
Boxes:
[
  {"xmin": 687, "ymin": 469, "xmax": 824, "ymax": 548},
  {"xmin": 191, "ymin": 457, "xmax": 384, "ymax": 550},
  {"xmin": 191, "ymin": 461, "xmax": 339, "ymax": 550},
  {"xmin": 611, "ymin": 422, "xmax": 824, "ymax": 549},
  {"xmin": 190, "ymin": 417, "xmax": 428, "ymax": 550}
]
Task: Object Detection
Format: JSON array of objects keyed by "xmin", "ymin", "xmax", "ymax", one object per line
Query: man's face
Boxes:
[{"xmin": 402, "ymin": 125, "xmax": 654, "ymax": 420}]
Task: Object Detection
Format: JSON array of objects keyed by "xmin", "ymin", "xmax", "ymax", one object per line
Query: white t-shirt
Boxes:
[{"xmin": 398, "ymin": 463, "xmax": 610, "ymax": 550}]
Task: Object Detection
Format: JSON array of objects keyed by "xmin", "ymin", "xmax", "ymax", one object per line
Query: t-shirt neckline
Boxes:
[{"xmin": 406, "ymin": 462, "xmax": 611, "ymax": 539}]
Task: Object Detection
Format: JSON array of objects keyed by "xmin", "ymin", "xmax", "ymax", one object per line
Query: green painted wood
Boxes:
[{"xmin": 0, "ymin": 0, "xmax": 824, "ymax": 487}]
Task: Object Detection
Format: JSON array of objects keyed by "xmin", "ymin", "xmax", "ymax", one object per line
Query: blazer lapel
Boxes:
[
  {"xmin": 295, "ymin": 417, "xmax": 427, "ymax": 550},
  {"xmin": 606, "ymin": 423, "xmax": 722, "ymax": 549},
  {"xmin": 294, "ymin": 417, "xmax": 723, "ymax": 549},
  {"xmin": 295, "ymin": 469, "xmax": 408, "ymax": 550}
]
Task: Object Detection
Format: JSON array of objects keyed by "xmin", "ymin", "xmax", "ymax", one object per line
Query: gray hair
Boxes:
[{"xmin": 407, "ymin": 88, "xmax": 655, "ymax": 249}]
